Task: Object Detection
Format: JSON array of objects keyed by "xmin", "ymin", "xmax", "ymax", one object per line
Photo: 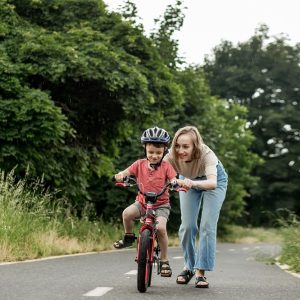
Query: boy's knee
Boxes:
[
  {"xmin": 156, "ymin": 222, "xmax": 167, "ymax": 234},
  {"xmin": 156, "ymin": 226, "xmax": 167, "ymax": 236},
  {"xmin": 122, "ymin": 208, "xmax": 132, "ymax": 220}
]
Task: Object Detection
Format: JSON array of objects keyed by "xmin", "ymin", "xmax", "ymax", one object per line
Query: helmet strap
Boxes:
[{"xmin": 149, "ymin": 162, "xmax": 159, "ymax": 170}]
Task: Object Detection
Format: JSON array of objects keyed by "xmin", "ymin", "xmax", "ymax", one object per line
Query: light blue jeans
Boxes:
[{"xmin": 178, "ymin": 162, "xmax": 228, "ymax": 272}]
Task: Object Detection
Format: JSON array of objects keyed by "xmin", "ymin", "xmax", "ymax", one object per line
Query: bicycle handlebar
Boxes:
[{"xmin": 112, "ymin": 175, "xmax": 187, "ymax": 195}]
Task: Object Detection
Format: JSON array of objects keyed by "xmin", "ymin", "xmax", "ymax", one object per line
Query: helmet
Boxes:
[{"xmin": 141, "ymin": 127, "xmax": 170, "ymax": 145}]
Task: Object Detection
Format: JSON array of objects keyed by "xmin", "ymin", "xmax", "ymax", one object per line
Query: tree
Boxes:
[
  {"xmin": 1, "ymin": 0, "xmax": 261, "ymax": 231},
  {"xmin": 0, "ymin": 0, "xmax": 184, "ymax": 211},
  {"xmin": 150, "ymin": 0, "xmax": 186, "ymax": 69},
  {"xmin": 109, "ymin": 1, "xmax": 261, "ymax": 230},
  {"xmin": 203, "ymin": 25, "xmax": 300, "ymax": 224}
]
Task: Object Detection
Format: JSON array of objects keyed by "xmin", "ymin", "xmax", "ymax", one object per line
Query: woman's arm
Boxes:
[{"xmin": 177, "ymin": 174, "xmax": 217, "ymax": 190}]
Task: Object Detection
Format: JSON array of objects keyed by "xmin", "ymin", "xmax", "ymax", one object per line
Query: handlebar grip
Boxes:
[
  {"xmin": 112, "ymin": 175, "xmax": 137, "ymax": 186},
  {"xmin": 170, "ymin": 182, "xmax": 180, "ymax": 189}
]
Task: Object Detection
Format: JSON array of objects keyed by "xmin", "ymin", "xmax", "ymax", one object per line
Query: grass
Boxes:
[
  {"xmin": 218, "ymin": 224, "xmax": 282, "ymax": 244},
  {"xmin": 0, "ymin": 169, "xmax": 122, "ymax": 262},
  {"xmin": 0, "ymin": 169, "xmax": 299, "ymax": 275},
  {"xmin": 277, "ymin": 212, "xmax": 300, "ymax": 273}
]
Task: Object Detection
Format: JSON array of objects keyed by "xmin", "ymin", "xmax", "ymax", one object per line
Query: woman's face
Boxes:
[{"xmin": 174, "ymin": 133, "xmax": 194, "ymax": 162}]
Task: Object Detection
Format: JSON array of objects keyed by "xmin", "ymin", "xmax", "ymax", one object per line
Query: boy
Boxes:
[{"xmin": 113, "ymin": 127, "xmax": 177, "ymax": 277}]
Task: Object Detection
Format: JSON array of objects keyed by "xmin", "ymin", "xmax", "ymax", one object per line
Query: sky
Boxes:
[{"xmin": 106, "ymin": 0, "xmax": 300, "ymax": 65}]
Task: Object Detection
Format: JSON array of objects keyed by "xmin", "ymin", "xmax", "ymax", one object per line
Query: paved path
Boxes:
[{"xmin": 0, "ymin": 243, "xmax": 299, "ymax": 299}]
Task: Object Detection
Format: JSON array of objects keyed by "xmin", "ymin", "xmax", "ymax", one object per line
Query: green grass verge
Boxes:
[
  {"xmin": 278, "ymin": 213, "xmax": 300, "ymax": 273},
  {"xmin": 218, "ymin": 225, "xmax": 282, "ymax": 244},
  {"xmin": 0, "ymin": 169, "xmax": 123, "ymax": 261}
]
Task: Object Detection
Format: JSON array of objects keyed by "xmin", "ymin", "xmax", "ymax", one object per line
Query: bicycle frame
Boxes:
[
  {"xmin": 114, "ymin": 176, "xmax": 185, "ymax": 293},
  {"xmin": 135, "ymin": 193, "xmax": 160, "ymax": 291}
]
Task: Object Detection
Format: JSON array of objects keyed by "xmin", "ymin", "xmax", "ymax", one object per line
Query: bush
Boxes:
[{"xmin": 278, "ymin": 211, "xmax": 300, "ymax": 273}]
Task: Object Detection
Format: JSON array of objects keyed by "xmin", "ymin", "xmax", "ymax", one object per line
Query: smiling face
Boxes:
[
  {"xmin": 175, "ymin": 133, "xmax": 194, "ymax": 162},
  {"xmin": 145, "ymin": 143, "xmax": 165, "ymax": 165}
]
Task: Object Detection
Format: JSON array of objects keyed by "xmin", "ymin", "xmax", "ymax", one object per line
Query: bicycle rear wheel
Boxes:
[{"xmin": 137, "ymin": 229, "xmax": 153, "ymax": 293}]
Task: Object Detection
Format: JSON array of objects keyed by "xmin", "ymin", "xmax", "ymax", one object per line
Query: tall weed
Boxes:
[{"xmin": 0, "ymin": 169, "xmax": 122, "ymax": 261}]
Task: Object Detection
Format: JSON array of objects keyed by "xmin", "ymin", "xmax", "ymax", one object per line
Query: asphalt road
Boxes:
[{"xmin": 0, "ymin": 243, "xmax": 299, "ymax": 300}]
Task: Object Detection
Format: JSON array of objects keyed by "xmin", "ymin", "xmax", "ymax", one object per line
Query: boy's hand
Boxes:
[
  {"xmin": 170, "ymin": 179, "xmax": 177, "ymax": 186},
  {"xmin": 114, "ymin": 172, "xmax": 125, "ymax": 182}
]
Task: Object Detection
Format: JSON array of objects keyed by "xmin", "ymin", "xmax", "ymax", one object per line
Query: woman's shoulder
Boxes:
[
  {"xmin": 201, "ymin": 144, "xmax": 218, "ymax": 163},
  {"xmin": 202, "ymin": 144, "xmax": 212, "ymax": 152}
]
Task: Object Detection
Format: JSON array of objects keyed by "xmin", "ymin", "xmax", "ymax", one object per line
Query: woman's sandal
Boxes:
[
  {"xmin": 160, "ymin": 260, "xmax": 172, "ymax": 277},
  {"xmin": 176, "ymin": 270, "xmax": 194, "ymax": 284},
  {"xmin": 113, "ymin": 233, "xmax": 135, "ymax": 249},
  {"xmin": 195, "ymin": 276, "xmax": 209, "ymax": 288}
]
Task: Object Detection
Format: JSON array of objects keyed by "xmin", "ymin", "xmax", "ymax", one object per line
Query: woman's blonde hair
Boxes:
[{"xmin": 170, "ymin": 126, "xmax": 204, "ymax": 160}]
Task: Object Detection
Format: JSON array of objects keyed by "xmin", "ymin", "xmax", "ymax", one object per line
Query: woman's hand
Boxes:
[
  {"xmin": 178, "ymin": 175, "xmax": 217, "ymax": 190},
  {"xmin": 177, "ymin": 178, "xmax": 194, "ymax": 190}
]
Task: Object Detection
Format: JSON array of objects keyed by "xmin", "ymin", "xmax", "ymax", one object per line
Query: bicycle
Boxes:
[{"xmin": 113, "ymin": 175, "xmax": 186, "ymax": 293}]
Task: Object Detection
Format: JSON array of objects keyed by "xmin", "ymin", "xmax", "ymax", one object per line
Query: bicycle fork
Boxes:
[
  {"xmin": 135, "ymin": 232, "xmax": 161, "ymax": 278},
  {"xmin": 153, "ymin": 241, "xmax": 161, "ymax": 275},
  {"xmin": 138, "ymin": 232, "xmax": 160, "ymax": 275}
]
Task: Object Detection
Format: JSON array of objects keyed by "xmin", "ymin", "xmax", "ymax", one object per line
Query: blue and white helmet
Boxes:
[{"xmin": 141, "ymin": 127, "xmax": 170, "ymax": 145}]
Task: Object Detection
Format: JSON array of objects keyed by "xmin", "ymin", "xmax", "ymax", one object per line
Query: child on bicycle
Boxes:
[{"xmin": 113, "ymin": 126, "xmax": 177, "ymax": 277}]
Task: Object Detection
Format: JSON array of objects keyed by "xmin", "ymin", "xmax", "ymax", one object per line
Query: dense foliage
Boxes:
[
  {"xmin": 0, "ymin": 0, "xmax": 260, "ymax": 229},
  {"xmin": 0, "ymin": 0, "xmax": 183, "ymax": 209},
  {"xmin": 203, "ymin": 25, "xmax": 300, "ymax": 224}
]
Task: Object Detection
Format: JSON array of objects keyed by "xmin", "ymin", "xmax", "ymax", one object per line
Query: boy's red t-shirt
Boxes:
[{"xmin": 128, "ymin": 159, "xmax": 177, "ymax": 208}]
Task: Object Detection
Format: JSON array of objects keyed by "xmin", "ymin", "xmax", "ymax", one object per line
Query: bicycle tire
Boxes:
[{"xmin": 137, "ymin": 229, "xmax": 153, "ymax": 293}]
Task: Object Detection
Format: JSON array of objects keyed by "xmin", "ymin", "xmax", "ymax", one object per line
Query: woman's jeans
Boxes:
[{"xmin": 178, "ymin": 162, "xmax": 228, "ymax": 271}]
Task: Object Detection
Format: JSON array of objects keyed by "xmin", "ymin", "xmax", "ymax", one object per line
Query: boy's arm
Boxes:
[{"xmin": 115, "ymin": 159, "xmax": 139, "ymax": 182}]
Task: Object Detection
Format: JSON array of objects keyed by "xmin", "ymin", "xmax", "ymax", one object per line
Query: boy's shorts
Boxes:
[{"xmin": 133, "ymin": 202, "xmax": 171, "ymax": 220}]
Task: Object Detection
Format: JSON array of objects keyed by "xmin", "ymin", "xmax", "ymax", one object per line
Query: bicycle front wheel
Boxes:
[{"xmin": 137, "ymin": 229, "xmax": 153, "ymax": 293}]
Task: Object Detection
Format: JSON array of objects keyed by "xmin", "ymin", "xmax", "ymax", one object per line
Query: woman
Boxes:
[{"xmin": 165, "ymin": 126, "xmax": 228, "ymax": 288}]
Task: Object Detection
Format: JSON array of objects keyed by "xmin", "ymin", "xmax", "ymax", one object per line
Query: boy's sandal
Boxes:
[
  {"xmin": 176, "ymin": 270, "xmax": 194, "ymax": 284},
  {"xmin": 113, "ymin": 233, "xmax": 135, "ymax": 249},
  {"xmin": 160, "ymin": 260, "xmax": 172, "ymax": 277},
  {"xmin": 113, "ymin": 239, "xmax": 126, "ymax": 249},
  {"xmin": 195, "ymin": 276, "xmax": 209, "ymax": 288}
]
